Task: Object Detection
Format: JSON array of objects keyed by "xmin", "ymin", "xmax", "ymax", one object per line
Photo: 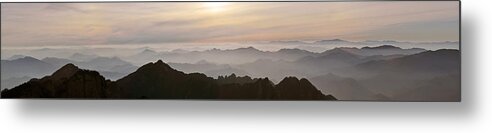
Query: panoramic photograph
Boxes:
[{"xmin": 0, "ymin": 1, "xmax": 460, "ymax": 101}]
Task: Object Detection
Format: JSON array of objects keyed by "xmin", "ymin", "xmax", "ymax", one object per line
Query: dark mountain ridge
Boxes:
[
  {"xmin": 1, "ymin": 60, "xmax": 336, "ymax": 100},
  {"xmin": 1, "ymin": 64, "xmax": 122, "ymax": 98}
]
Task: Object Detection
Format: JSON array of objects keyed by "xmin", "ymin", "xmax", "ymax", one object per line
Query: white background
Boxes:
[{"xmin": 0, "ymin": 0, "xmax": 490, "ymax": 133}]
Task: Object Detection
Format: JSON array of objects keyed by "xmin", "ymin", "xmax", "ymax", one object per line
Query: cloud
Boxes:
[
  {"xmin": 1, "ymin": 2, "xmax": 459, "ymax": 47},
  {"xmin": 44, "ymin": 3, "xmax": 87, "ymax": 13}
]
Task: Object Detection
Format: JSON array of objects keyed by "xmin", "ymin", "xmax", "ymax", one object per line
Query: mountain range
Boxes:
[
  {"xmin": 0, "ymin": 45, "xmax": 460, "ymax": 101},
  {"xmin": 122, "ymin": 45, "xmax": 424, "ymax": 65},
  {"xmin": 1, "ymin": 60, "xmax": 337, "ymax": 100}
]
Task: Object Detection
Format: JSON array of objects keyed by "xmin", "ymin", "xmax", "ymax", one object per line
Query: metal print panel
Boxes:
[{"xmin": 0, "ymin": 1, "xmax": 460, "ymax": 101}]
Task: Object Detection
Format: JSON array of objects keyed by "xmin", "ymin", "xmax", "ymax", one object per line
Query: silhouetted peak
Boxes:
[
  {"xmin": 275, "ymin": 77, "xmax": 326, "ymax": 100},
  {"xmin": 137, "ymin": 60, "xmax": 175, "ymax": 73},
  {"xmin": 362, "ymin": 45, "xmax": 402, "ymax": 50},
  {"xmin": 278, "ymin": 77, "xmax": 300, "ymax": 84},
  {"xmin": 299, "ymin": 78, "xmax": 310, "ymax": 83},
  {"xmin": 51, "ymin": 63, "xmax": 80, "ymax": 80},
  {"xmin": 277, "ymin": 77, "xmax": 316, "ymax": 88},
  {"xmin": 56, "ymin": 63, "xmax": 79, "ymax": 72},
  {"xmin": 299, "ymin": 78, "xmax": 317, "ymax": 87}
]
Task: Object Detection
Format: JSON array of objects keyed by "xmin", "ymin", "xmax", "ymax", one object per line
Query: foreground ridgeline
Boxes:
[{"xmin": 1, "ymin": 60, "xmax": 337, "ymax": 100}]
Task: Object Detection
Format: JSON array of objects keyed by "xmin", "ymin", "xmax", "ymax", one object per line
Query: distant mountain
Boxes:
[
  {"xmin": 355, "ymin": 49, "xmax": 460, "ymax": 76},
  {"xmin": 140, "ymin": 49, "xmax": 158, "ymax": 55},
  {"xmin": 1, "ymin": 56, "xmax": 57, "ymax": 79},
  {"xmin": 274, "ymin": 48, "xmax": 317, "ymax": 60},
  {"xmin": 81, "ymin": 57, "xmax": 136, "ymax": 72},
  {"xmin": 361, "ymin": 45, "xmax": 401, "ymax": 50},
  {"xmin": 320, "ymin": 45, "xmax": 426, "ymax": 56},
  {"xmin": 42, "ymin": 57, "xmax": 75, "ymax": 68},
  {"xmin": 41, "ymin": 56, "xmax": 137, "ymax": 80},
  {"xmin": 123, "ymin": 45, "xmax": 423, "ymax": 66},
  {"xmin": 128, "ymin": 47, "xmax": 318, "ymax": 65},
  {"xmin": 309, "ymin": 73, "xmax": 387, "ymax": 100},
  {"xmin": 362, "ymin": 40, "xmax": 459, "ymax": 45},
  {"xmin": 68, "ymin": 53, "xmax": 99, "ymax": 62},
  {"xmin": 237, "ymin": 46, "xmax": 415, "ymax": 82},
  {"xmin": 229, "ymin": 47, "xmax": 263, "ymax": 54},
  {"xmin": 98, "ymin": 71, "xmax": 129, "ymax": 81},
  {"xmin": 238, "ymin": 59, "xmax": 307, "ymax": 82},
  {"xmin": 1, "ymin": 60, "xmax": 337, "ymax": 100},
  {"xmin": 8, "ymin": 55, "xmax": 27, "ymax": 60},
  {"xmin": 329, "ymin": 49, "xmax": 461, "ymax": 101},
  {"xmin": 295, "ymin": 49, "xmax": 363, "ymax": 73},
  {"xmin": 360, "ymin": 54, "xmax": 406, "ymax": 62},
  {"xmin": 258, "ymin": 39, "xmax": 458, "ymax": 49},
  {"xmin": 1, "ymin": 45, "xmax": 459, "ymax": 101},
  {"xmin": 126, "ymin": 49, "xmax": 161, "ymax": 65},
  {"xmin": 316, "ymin": 48, "xmax": 362, "ymax": 62},
  {"xmin": 314, "ymin": 39, "xmax": 350, "ymax": 44},
  {"xmin": 204, "ymin": 66, "xmax": 249, "ymax": 78},
  {"xmin": 392, "ymin": 74, "xmax": 460, "ymax": 101},
  {"xmin": 168, "ymin": 60, "xmax": 248, "ymax": 78}
]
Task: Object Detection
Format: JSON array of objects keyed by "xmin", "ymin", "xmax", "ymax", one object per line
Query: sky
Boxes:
[{"xmin": 1, "ymin": 1, "xmax": 459, "ymax": 47}]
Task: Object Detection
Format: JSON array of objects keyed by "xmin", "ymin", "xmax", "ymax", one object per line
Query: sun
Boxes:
[{"xmin": 202, "ymin": 2, "xmax": 230, "ymax": 13}]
